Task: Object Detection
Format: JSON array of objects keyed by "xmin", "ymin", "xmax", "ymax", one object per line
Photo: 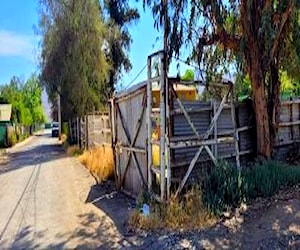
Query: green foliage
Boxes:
[
  {"xmin": 203, "ymin": 161, "xmax": 300, "ymax": 215},
  {"xmin": 39, "ymin": 0, "xmax": 110, "ymax": 120},
  {"xmin": 0, "ymin": 75, "xmax": 46, "ymax": 126},
  {"xmin": 62, "ymin": 122, "xmax": 69, "ymax": 136},
  {"xmin": 181, "ymin": 69, "xmax": 195, "ymax": 81},
  {"xmin": 243, "ymin": 161, "xmax": 300, "ymax": 199},
  {"xmin": 6, "ymin": 130, "xmax": 17, "ymax": 147},
  {"xmin": 104, "ymin": 0, "xmax": 140, "ymax": 91},
  {"xmin": 203, "ymin": 161, "xmax": 245, "ymax": 215},
  {"xmin": 235, "ymin": 74, "xmax": 252, "ymax": 100}
]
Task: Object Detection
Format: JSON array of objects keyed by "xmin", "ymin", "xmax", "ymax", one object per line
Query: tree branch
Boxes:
[
  {"xmin": 198, "ymin": 29, "xmax": 240, "ymax": 51},
  {"xmin": 270, "ymin": 0, "xmax": 294, "ymax": 61}
]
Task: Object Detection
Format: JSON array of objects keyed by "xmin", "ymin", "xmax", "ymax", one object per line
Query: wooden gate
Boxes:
[{"xmin": 111, "ymin": 83, "xmax": 148, "ymax": 197}]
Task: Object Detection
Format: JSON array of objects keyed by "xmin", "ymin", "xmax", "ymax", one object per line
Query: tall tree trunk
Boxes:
[
  {"xmin": 248, "ymin": 52, "xmax": 272, "ymax": 158},
  {"xmin": 268, "ymin": 62, "xmax": 281, "ymax": 151}
]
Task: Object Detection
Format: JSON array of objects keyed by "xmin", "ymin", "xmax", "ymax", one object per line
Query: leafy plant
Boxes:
[
  {"xmin": 203, "ymin": 161, "xmax": 245, "ymax": 215},
  {"xmin": 202, "ymin": 161, "xmax": 300, "ymax": 215},
  {"xmin": 6, "ymin": 130, "xmax": 17, "ymax": 147}
]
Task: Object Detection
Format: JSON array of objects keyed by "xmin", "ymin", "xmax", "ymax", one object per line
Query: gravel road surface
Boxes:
[{"xmin": 0, "ymin": 130, "xmax": 133, "ymax": 249}]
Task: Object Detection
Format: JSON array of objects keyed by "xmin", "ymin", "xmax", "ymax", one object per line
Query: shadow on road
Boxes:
[
  {"xmin": 85, "ymin": 181, "xmax": 136, "ymax": 234},
  {"xmin": 0, "ymin": 136, "xmax": 66, "ymax": 175}
]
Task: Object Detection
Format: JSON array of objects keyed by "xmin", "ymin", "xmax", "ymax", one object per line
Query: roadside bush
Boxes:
[
  {"xmin": 6, "ymin": 129, "xmax": 17, "ymax": 147},
  {"xmin": 203, "ymin": 161, "xmax": 245, "ymax": 215},
  {"xmin": 62, "ymin": 122, "xmax": 69, "ymax": 136},
  {"xmin": 18, "ymin": 133, "xmax": 29, "ymax": 142},
  {"xmin": 67, "ymin": 145, "xmax": 82, "ymax": 156},
  {"xmin": 203, "ymin": 160, "xmax": 300, "ymax": 215},
  {"xmin": 78, "ymin": 146, "xmax": 114, "ymax": 183},
  {"xmin": 130, "ymin": 160, "xmax": 300, "ymax": 231},
  {"xmin": 243, "ymin": 161, "xmax": 300, "ymax": 199}
]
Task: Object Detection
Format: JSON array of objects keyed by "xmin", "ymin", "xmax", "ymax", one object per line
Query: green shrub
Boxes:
[
  {"xmin": 7, "ymin": 130, "xmax": 17, "ymax": 147},
  {"xmin": 202, "ymin": 161, "xmax": 300, "ymax": 215},
  {"xmin": 203, "ymin": 161, "xmax": 245, "ymax": 215},
  {"xmin": 243, "ymin": 161, "xmax": 300, "ymax": 199},
  {"xmin": 62, "ymin": 122, "xmax": 69, "ymax": 136},
  {"xmin": 19, "ymin": 133, "xmax": 29, "ymax": 142}
]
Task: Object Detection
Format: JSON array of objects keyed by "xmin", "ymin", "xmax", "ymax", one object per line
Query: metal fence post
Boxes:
[{"xmin": 160, "ymin": 51, "xmax": 166, "ymax": 201}]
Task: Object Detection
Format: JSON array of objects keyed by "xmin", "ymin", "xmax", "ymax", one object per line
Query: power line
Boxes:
[
  {"xmin": 172, "ymin": 56, "xmax": 201, "ymax": 71},
  {"xmin": 172, "ymin": 56, "xmax": 206, "ymax": 81},
  {"xmin": 124, "ymin": 64, "xmax": 147, "ymax": 90}
]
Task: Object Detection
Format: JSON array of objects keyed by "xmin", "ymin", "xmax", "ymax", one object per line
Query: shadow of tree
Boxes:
[
  {"xmin": 0, "ymin": 136, "xmax": 66, "ymax": 175},
  {"xmin": 2, "ymin": 133, "xmax": 300, "ymax": 249},
  {"xmin": 4, "ymin": 184, "xmax": 300, "ymax": 249}
]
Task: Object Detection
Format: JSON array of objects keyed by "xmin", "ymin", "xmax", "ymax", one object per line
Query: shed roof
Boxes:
[{"xmin": 0, "ymin": 104, "xmax": 12, "ymax": 121}]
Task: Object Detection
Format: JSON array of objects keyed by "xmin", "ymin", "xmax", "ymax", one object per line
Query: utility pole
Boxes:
[
  {"xmin": 57, "ymin": 93, "xmax": 62, "ymax": 140},
  {"xmin": 163, "ymin": 0, "xmax": 168, "ymax": 71}
]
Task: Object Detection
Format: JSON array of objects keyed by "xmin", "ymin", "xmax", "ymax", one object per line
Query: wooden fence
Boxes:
[
  {"xmin": 274, "ymin": 99, "xmax": 300, "ymax": 159},
  {"xmin": 69, "ymin": 112, "xmax": 111, "ymax": 150},
  {"xmin": 111, "ymin": 82, "xmax": 148, "ymax": 197},
  {"xmin": 111, "ymin": 51, "xmax": 300, "ymax": 201}
]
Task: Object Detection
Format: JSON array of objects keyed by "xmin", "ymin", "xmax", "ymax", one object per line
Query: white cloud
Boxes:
[{"xmin": 0, "ymin": 30, "xmax": 38, "ymax": 60}]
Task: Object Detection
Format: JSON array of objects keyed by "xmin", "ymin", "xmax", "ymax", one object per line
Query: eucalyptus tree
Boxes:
[
  {"xmin": 144, "ymin": 0, "xmax": 300, "ymax": 157},
  {"xmin": 102, "ymin": 0, "xmax": 140, "ymax": 93},
  {"xmin": 39, "ymin": 0, "xmax": 110, "ymax": 120}
]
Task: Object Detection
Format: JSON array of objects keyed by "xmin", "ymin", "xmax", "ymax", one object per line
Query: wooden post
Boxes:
[
  {"xmin": 213, "ymin": 100, "xmax": 218, "ymax": 157},
  {"xmin": 76, "ymin": 117, "xmax": 79, "ymax": 147},
  {"xmin": 230, "ymin": 88, "xmax": 240, "ymax": 170},
  {"xmin": 57, "ymin": 93, "xmax": 61, "ymax": 140},
  {"xmin": 166, "ymin": 77, "xmax": 171, "ymax": 200},
  {"xmin": 147, "ymin": 56, "xmax": 153, "ymax": 192},
  {"xmin": 68, "ymin": 119, "xmax": 72, "ymax": 142},
  {"xmin": 290, "ymin": 98, "xmax": 294, "ymax": 141},
  {"xmin": 160, "ymin": 51, "xmax": 166, "ymax": 201},
  {"xmin": 85, "ymin": 114, "xmax": 88, "ymax": 150}
]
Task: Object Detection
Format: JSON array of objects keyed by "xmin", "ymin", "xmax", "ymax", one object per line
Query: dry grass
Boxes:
[
  {"xmin": 78, "ymin": 146, "xmax": 114, "ymax": 183},
  {"xmin": 61, "ymin": 134, "xmax": 67, "ymax": 143},
  {"xmin": 129, "ymin": 187, "xmax": 216, "ymax": 231},
  {"xmin": 67, "ymin": 145, "xmax": 82, "ymax": 156}
]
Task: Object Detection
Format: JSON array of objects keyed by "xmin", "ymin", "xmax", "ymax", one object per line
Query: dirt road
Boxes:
[
  {"xmin": 0, "ymin": 130, "xmax": 135, "ymax": 249},
  {"xmin": 1, "ymin": 130, "xmax": 300, "ymax": 249}
]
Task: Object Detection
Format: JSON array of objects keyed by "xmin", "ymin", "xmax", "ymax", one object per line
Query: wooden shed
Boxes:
[{"xmin": 0, "ymin": 104, "xmax": 12, "ymax": 122}]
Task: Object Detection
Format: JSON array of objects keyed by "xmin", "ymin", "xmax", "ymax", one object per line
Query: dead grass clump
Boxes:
[
  {"xmin": 61, "ymin": 134, "xmax": 67, "ymax": 143},
  {"xmin": 78, "ymin": 146, "xmax": 114, "ymax": 183},
  {"xmin": 129, "ymin": 186, "xmax": 216, "ymax": 231},
  {"xmin": 67, "ymin": 145, "xmax": 82, "ymax": 156}
]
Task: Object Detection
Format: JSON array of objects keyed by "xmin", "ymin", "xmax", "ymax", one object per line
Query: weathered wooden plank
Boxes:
[
  {"xmin": 120, "ymin": 145, "xmax": 146, "ymax": 154},
  {"xmin": 279, "ymin": 120, "xmax": 300, "ymax": 127},
  {"xmin": 170, "ymin": 107, "xmax": 212, "ymax": 116},
  {"xmin": 230, "ymin": 89, "xmax": 240, "ymax": 169},
  {"xmin": 169, "ymin": 137, "xmax": 234, "ymax": 149}
]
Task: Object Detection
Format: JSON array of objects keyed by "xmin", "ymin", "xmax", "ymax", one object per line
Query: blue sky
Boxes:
[
  {"xmin": 0, "ymin": 0, "xmax": 191, "ymax": 87},
  {"xmin": 0, "ymin": 0, "xmax": 39, "ymax": 85}
]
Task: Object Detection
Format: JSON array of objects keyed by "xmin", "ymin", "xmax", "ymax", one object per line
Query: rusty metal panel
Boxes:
[
  {"xmin": 217, "ymin": 107, "xmax": 233, "ymax": 133},
  {"xmin": 172, "ymin": 101, "xmax": 211, "ymax": 137}
]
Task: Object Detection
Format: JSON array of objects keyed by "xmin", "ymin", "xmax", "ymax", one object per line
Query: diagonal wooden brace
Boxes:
[{"xmin": 175, "ymin": 85, "xmax": 232, "ymax": 196}]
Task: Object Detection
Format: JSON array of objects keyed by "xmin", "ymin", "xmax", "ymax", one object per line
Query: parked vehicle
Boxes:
[{"xmin": 51, "ymin": 122, "xmax": 59, "ymax": 137}]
